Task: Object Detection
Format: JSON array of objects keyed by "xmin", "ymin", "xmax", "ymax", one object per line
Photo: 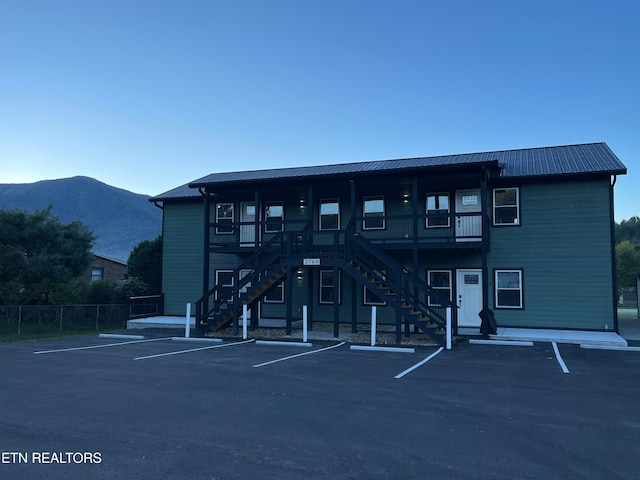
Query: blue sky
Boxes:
[{"xmin": 1, "ymin": 0, "xmax": 638, "ymax": 220}]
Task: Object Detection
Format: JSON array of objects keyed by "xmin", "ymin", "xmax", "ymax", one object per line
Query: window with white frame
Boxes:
[
  {"xmin": 215, "ymin": 270, "xmax": 234, "ymax": 303},
  {"xmin": 264, "ymin": 280, "xmax": 284, "ymax": 303},
  {"xmin": 363, "ymin": 196, "xmax": 385, "ymax": 230},
  {"xmin": 427, "ymin": 270, "xmax": 452, "ymax": 306},
  {"xmin": 495, "ymin": 270, "xmax": 523, "ymax": 308},
  {"xmin": 363, "ymin": 270, "xmax": 386, "ymax": 305},
  {"xmin": 216, "ymin": 203, "xmax": 234, "ymax": 234},
  {"xmin": 320, "ymin": 199, "xmax": 340, "ymax": 230},
  {"xmin": 493, "ymin": 188, "xmax": 520, "ymax": 225},
  {"xmin": 426, "ymin": 193, "xmax": 450, "ymax": 227},
  {"xmin": 265, "ymin": 201, "xmax": 284, "ymax": 232},
  {"xmin": 319, "ymin": 270, "xmax": 340, "ymax": 304}
]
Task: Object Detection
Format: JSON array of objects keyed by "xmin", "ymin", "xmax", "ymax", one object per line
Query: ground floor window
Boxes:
[
  {"xmin": 363, "ymin": 270, "xmax": 386, "ymax": 305},
  {"xmin": 495, "ymin": 269, "xmax": 523, "ymax": 308},
  {"xmin": 427, "ymin": 270, "xmax": 452, "ymax": 306},
  {"xmin": 215, "ymin": 269, "xmax": 234, "ymax": 302},
  {"xmin": 319, "ymin": 269, "xmax": 340, "ymax": 304},
  {"xmin": 264, "ymin": 281, "xmax": 284, "ymax": 303}
]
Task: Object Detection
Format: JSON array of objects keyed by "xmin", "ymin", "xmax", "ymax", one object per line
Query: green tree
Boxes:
[
  {"xmin": 0, "ymin": 207, "xmax": 95, "ymax": 305},
  {"xmin": 615, "ymin": 216, "xmax": 640, "ymax": 244},
  {"xmin": 126, "ymin": 236, "xmax": 162, "ymax": 294},
  {"xmin": 615, "ymin": 240, "xmax": 640, "ymax": 292}
]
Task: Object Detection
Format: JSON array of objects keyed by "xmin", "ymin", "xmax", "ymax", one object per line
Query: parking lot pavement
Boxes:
[{"xmin": 0, "ymin": 336, "xmax": 639, "ymax": 480}]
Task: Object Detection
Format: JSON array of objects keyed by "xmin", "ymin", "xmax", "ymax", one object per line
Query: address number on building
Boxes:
[{"xmin": 303, "ymin": 258, "xmax": 321, "ymax": 266}]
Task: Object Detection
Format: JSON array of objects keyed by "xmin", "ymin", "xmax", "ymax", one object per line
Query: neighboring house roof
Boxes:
[
  {"xmin": 151, "ymin": 142, "xmax": 626, "ymax": 201},
  {"xmin": 92, "ymin": 253, "xmax": 127, "ymax": 266}
]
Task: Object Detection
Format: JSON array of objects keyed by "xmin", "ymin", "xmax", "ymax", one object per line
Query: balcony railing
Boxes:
[{"xmin": 208, "ymin": 212, "xmax": 486, "ymax": 248}]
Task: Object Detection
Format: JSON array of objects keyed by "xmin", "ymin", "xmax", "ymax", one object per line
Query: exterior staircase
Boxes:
[{"xmin": 195, "ymin": 227, "xmax": 457, "ymax": 346}]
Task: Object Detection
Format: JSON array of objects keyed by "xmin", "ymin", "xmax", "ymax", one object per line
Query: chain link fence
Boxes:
[{"xmin": 0, "ymin": 305, "xmax": 126, "ymax": 338}]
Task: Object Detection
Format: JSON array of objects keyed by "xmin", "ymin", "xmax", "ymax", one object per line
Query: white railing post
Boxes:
[
  {"xmin": 303, "ymin": 305, "xmax": 308, "ymax": 343},
  {"xmin": 242, "ymin": 304, "xmax": 248, "ymax": 340},
  {"xmin": 446, "ymin": 307, "xmax": 452, "ymax": 350},
  {"xmin": 371, "ymin": 306, "xmax": 377, "ymax": 346},
  {"xmin": 185, "ymin": 303, "xmax": 191, "ymax": 338}
]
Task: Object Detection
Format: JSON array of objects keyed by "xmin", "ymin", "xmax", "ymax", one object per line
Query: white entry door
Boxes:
[
  {"xmin": 455, "ymin": 189, "xmax": 482, "ymax": 242},
  {"xmin": 456, "ymin": 269, "xmax": 483, "ymax": 327},
  {"xmin": 240, "ymin": 202, "xmax": 256, "ymax": 246}
]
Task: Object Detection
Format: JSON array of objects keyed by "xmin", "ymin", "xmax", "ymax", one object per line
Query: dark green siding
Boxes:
[
  {"xmin": 162, "ymin": 201, "xmax": 204, "ymax": 315},
  {"xmin": 488, "ymin": 179, "xmax": 614, "ymax": 329}
]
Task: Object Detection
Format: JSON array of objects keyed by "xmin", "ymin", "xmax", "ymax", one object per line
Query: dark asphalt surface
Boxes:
[{"xmin": 1, "ymin": 331, "xmax": 639, "ymax": 480}]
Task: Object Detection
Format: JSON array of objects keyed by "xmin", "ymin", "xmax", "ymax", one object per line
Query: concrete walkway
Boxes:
[
  {"xmin": 128, "ymin": 315, "xmax": 636, "ymax": 347},
  {"xmin": 491, "ymin": 327, "xmax": 627, "ymax": 347}
]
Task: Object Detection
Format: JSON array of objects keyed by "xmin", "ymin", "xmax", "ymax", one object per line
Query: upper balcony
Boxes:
[{"xmin": 207, "ymin": 211, "xmax": 487, "ymax": 252}]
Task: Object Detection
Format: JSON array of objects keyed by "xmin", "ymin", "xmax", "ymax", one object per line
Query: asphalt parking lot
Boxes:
[{"xmin": 1, "ymin": 332, "xmax": 639, "ymax": 480}]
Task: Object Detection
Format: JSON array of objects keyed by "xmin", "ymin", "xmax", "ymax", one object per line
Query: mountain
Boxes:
[{"xmin": 0, "ymin": 176, "xmax": 162, "ymax": 262}]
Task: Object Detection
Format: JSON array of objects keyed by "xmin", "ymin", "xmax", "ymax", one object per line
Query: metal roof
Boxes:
[{"xmin": 151, "ymin": 142, "xmax": 626, "ymax": 201}]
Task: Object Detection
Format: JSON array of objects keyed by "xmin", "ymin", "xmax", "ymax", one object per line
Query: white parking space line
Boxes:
[
  {"xmin": 134, "ymin": 339, "xmax": 255, "ymax": 360},
  {"xmin": 394, "ymin": 347, "xmax": 444, "ymax": 379},
  {"xmin": 252, "ymin": 342, "xmax": 346, "ymax": 368},
  {"xmin": 552, "ymin": 342, "xmax": 570, "ymax": 374},
  {"xmin": 33, "ymin": 337, "xmax": 173, "ymax": 355}
]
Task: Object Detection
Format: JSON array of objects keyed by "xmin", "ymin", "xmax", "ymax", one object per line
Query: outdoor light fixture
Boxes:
[{"xmin": 403, "ymin": 194, "xmax": 410, "ymax": 204}]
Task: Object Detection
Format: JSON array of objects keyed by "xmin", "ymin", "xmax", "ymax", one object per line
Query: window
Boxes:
[
  {"xmin": 319, "ymin": 270, "xmax": 341, "ymax": 304},
  {"xmin": 495, "ymin": 270, "xmax": 523, "ymax": 308},
  {"xmin": 216, "ymin": 203, "xmax": 234, "ymax": 234},
  {"xmin": 363, "ymin": 196, "xmax": 385, "ymax": 230},
  {"xmin": 427, "ymin": 270, "xmax": 452, "ymax": 306},
  {"xmin": 493, "ymin": 188, "xmax": 519, "ymax": 225},
  {"xmin": 215, "ymin": 270, "xmax": 234, "ymax": 302},
  {"xmin": 264, "ymin": 280, "xmax": 284, "ymax": 303},
  {"xmin": 364, "ymin": 270, "xmax": 386, "ymax": 305},
  {"xmin": 426, "ymin": 193, "xmax": 450, "ymax": 227},
  {"xmin": 91, "ymin": 267, "xmax": 104, "ymax": 282},
  {"xmin": 265, "ymin": 201, "xmax": 284, "ymax": 232},
  {"xmin": 320, "ymin": 199, "xmax": 340, "ymax": 230}
]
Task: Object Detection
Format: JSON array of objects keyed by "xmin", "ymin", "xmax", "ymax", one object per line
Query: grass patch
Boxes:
[
  {"xmin": 0, "ymin": 328, "xmax": 126, "ymax": 344},
  {"xmin": 618, "ymin": 307, "xmax": 639, "ymax": 319}
]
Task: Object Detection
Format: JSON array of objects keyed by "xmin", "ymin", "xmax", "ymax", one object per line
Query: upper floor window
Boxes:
[
  {"xmin": 91, "ymin": 268, "xmax": 104, "ymax": 282},
  {"xmin": 265, "ymin": 201, "xmax": 284, "ymax": 232},
  {"xmin": 495, "ymin": 270, "xmax": 523, "ymax": 308},
  {"xmin": 216, "ymin": 203, "xmax": 234, "ymax": 234},
  {"xmin": 320, "ymin": 199, "xmax": 340, "ymax": 230},
  {"xmin": 363, "ymin": 196, "xmax": 385, "ymax": 230},
  {"xmin": 426, "ymin": 193, "xmax": 450, "ymax": 227},
  {"xmin": 493, "ymin": 188, "xmax": 520, "ymax": 225}
]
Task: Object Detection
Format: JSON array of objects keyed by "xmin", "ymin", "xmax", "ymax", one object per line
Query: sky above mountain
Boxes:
[{"xmin": 0, "ymin": 0, "xmax": 638, "ymax": 220}]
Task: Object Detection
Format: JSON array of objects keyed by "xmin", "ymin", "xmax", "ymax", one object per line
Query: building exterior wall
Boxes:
[
  {"xmin": 162, "ymin": 201, "xmax": 204, "ymax": 315},
  {"xmin": 160, "ymin": 175, "xmax": 618, "ymax": 331},
  {"xmin": 488, "ymin": 178, "xmax": 614, "ymax": 329}
]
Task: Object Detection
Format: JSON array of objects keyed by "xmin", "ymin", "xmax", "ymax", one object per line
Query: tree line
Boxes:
[
  {"xmin": 615, "ymin": 216, "xmax": 640, "ymax": 292},
  {"xmin": 0, "ymin": 207, "xmax": 161, "ymax": 306}
]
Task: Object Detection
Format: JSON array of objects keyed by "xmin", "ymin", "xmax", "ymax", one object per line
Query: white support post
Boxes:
[
  {"xmin": 303, "ymin": 305, "xmax": 308, "ymax": 343},
  {"xmin": 371, "ymin": 306, "xmax": 377, "ymax": 347},
  {"xmin": 185, "ymin": 303, "xmax": 191, "ymax": 338},
  {"xmin": 446, "ymin": 307, "xmax": 452, "ymax": 350},
  {"xmin": 242, "ymin": 304, "xmax": 248, "ymax": 340}
]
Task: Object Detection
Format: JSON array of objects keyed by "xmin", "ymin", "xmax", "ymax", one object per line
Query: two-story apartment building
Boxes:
[{"xmin": 151, "ymin": 143, "xmax": 626, "ymax": 346}]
